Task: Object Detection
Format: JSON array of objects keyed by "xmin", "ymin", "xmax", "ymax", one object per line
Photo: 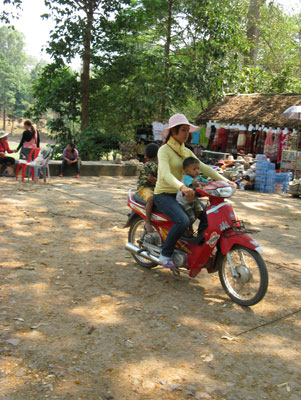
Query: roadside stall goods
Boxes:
[
  {"xmin": 190, "ymin": 122, "xmax": 300, "ymax": 167},
  {"xmin": 200, "ymin": 153, "xmax": 291, "ymax": 194},
  {"xmin": 288, "ymin": 179, "xmax": 301, "ymax": 197}
]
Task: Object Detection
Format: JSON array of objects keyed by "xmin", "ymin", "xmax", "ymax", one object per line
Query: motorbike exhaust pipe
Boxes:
[{"xmin": 125, "ymin": 242, "xmax": 160, "ymax": 264}]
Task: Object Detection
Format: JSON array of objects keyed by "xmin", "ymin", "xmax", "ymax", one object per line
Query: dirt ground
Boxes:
[{"xmin": 0, "ymin": 177, "xmax": 300, "ymax": 400}]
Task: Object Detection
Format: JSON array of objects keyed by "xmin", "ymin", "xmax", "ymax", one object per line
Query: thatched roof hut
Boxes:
[{"xmin": 196, "ymin": 94, "xmax": 301, "ymax": 129}]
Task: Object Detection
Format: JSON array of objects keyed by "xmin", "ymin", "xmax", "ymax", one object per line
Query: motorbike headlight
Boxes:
[
  {"xmin": 206, "ymin": 187, "xmax": 235, "ymax": 197},
  {"xmin": 216, "ymin": 187, "xmax": 235, "ymax": 197}
]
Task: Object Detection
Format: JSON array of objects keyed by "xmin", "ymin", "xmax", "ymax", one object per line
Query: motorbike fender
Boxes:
[
  {"xmin": 219, "ymin": 231, "xmax": 262, "ymax": 255},
  {"xmin": 124, "ymin": 211, "xmax": 139, "ymax": 228}
]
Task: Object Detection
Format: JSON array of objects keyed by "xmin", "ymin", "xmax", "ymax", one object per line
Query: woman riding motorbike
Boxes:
[{"xmin": 154, "ymin": 113, "xmax": 229, "ymax": 269}]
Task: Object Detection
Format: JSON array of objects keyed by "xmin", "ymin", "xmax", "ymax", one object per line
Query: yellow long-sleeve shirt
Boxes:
[{"xmin": 154, "ymin": 140, "xmax": 227, "ymax": 195}]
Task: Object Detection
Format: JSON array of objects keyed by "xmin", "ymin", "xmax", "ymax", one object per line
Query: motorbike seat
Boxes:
[
  {"xmin": 133, "ymin": 192, "xmax": 147, "ymax": 205},
  {"xmin": 133, "ymin": 192, "xmax": 159, "ymax": 212}
]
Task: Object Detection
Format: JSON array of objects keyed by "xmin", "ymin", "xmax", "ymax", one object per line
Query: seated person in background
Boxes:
[
  {"xmin": 59, "ymin": 143, "xmax": 80, "ymax": 178},
  {"xmin": 176, "ymin": 157, "xmax": 208, "ymax": 234},
  {"xmin": 0, "ymin": 131, "xmax": 17, "ymax": 176},
  {"xmin": 137, "ymin": 143, "xmax": 159, "ymax": 233}
]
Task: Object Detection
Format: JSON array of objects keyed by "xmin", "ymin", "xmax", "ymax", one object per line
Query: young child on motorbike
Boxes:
[
  {"xmin": 176, "ymin": 157, "xmax": 208, "ymax": 235},
  {"xmin": 137, "ymin": 143, "xmax": 159, "ymax": 233}
]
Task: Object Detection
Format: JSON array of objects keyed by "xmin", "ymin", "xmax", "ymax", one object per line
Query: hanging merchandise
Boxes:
[
  {"xmin": 264, "ymin": 127, "xmax": 274, "ymax": 160},
  {"xmin": 226, "ymin": 124, "xmax": 238, "ymax": 155},
  {"xmin": 199, "ymin": 125, "xmax": 209, "ymax": 147},
  {"xmin": 152, "ymin": 121, "xmax": 164, "ymax": 141},
  {"xmin": 199, "ymin": 112, "xmax": 299, "ymax": 177},
  {"xmin": 277, "ymin": 128, "xmax": 288, "ymax": 164},
  {"xmin": 205, "ymin": 121, "xmax": 213, "ymax": 139},
  {"xmin": 244, "ymin": 124, "xmax": 254, "ymax": 153},
  {"xmin": 237, "ymin": 125, "xmax": 247, "ymax": 152},
  {"xmin": 254, "ymin": 127, "xmax": 266, "ymax": 154},
  {"xmin": 208, "ymin": 124, "xmax": 217, "ymax": 150},
  {"xmin": 270, "ymin": 129, "xmax": 280, "ymax": 163},
  {"xmin": 212, "ymin": 122, "xmax": 220, "ymax": 150},
  {"xmin": 217, "ymin": 124, "xmax": 228, "ymax": 153},
  {"xmin": 191, "ymin": 128, "xmax": 200, "ymax": 144}
]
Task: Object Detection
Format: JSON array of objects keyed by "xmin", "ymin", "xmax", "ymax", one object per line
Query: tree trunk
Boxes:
[
  {"xmin": 10, "ymin": 117, "xmax": 15, "ymax": 134},
  {"xmin": 298, "ymin": 28, "xmax": 301, "ymax": 76},
  {"xmin": 80, "ymin": 0, "xmax": 94, "ymax": 131},
  {"xmin": 3, "ymin": 108, "xmax": 6, "ymax": 130},
  {"xmin": 160, "ymin": 0, "xmax": 173, "ymax": 120},
  {"xmin": 246, "ymin": 0, "xmax": 262, "ymax": 66}
]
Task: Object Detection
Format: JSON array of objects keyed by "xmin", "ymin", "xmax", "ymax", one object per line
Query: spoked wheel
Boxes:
[
  {"xmin": 128, "ymin": 217, "xmax": 160, "ymax": 268},
  {"xmin": 218, "ymin": 245, "xmax": 268, "ymax": 306}
]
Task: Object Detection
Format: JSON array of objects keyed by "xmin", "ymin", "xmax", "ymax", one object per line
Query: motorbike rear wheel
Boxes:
[
  {"xmin": 128, "ymin": 216, "xmax": 159, "ymax": 269},
  {"xmin": 218, "ymin": 245, "xmax": 268, "ymax": 306}
]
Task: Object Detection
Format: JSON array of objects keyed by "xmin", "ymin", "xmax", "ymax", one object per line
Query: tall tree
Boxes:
[
  {"xmin": 28, "ymin": 63, "xmax": 80, "ymax": 141},
  {"xmin": 0, "ymin": 25, "xmax": 27, "ymax": 130},
  {"xmin": 239, "ymin": 2, "xmax": 301, "ymax": 93},
  {"xmin": 246, "ymin": 0, "xmax": 263, "ymax": 65},
  {"xmin": 43, "ymin": 0, "xmax": 129, "ymax": 131},
  {"xmin": 88, "ymin": 0, "xmax": 247, "ymax": 131},
  {"xmin": 160, "ymin": 0, "xmax": 173, "ymax": 119}
]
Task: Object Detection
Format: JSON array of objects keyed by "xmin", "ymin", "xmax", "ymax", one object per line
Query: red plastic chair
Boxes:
[{"xmin": 16, "ymin": 148, "xmax": 41, "ymax": 182}]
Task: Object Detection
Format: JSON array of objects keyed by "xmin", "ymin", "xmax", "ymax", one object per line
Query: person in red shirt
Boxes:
[{"xmin": 0, "ymin": 131, "xmax": 17, "ymax": 176}]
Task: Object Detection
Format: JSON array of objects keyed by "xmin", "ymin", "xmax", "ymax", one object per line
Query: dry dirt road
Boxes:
[{"xmin": 0, "ymin": 177, "xmax": 300, "ymax": 400}]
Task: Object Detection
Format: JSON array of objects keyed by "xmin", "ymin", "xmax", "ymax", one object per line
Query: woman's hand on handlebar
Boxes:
[
  {"xmin": 181, "ymin": 185, "xmax": 194, "ymax": 201},
  {"xmin": 227, "ymin": 180, "xmax": 237, "ymax": 189}
]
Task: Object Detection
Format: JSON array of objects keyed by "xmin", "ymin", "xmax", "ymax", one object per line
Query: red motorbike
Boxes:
[{"xmin": 125, "ymin": 181, "xmax": 268, "ymax": 306}]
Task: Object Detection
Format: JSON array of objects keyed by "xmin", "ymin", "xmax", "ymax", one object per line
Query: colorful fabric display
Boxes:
[
  {"xmin": 237, "ymin": 127, "xmax": 247, "ymax": 150},
  {"xmin": 191, "ymin": 129, "xmax": 200, "ymax": 144},
  {"xmin": 199, "ymin": 126, "xmax": 208, "ymax": 147},
  {"xmin": 264, "ymin": 129, "xmax": 274, "ymax": 160},
  {"xmin": 255, "ymin": 131, "xmax": 265, "ymax": 154},
  {"xmin": 271, "ymin": 132, "xmax": 280, "ymax": 163}
]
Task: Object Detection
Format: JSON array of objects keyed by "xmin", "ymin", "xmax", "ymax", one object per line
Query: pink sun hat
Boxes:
[{"xmin": 162, "ymin": 113, "xmax": 199, "ymax": 139}]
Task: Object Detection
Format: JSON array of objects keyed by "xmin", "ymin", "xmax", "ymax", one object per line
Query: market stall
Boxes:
[
  {"xmin": 280, "ymin": 105, "xmax": 301, "ymax": 196},
  {"xmin": 194, "ymin": 93, "xmax": 301, "ymax": 193},
  {"xmin": 195, "ymin": 94, "xmax": 301, "ymax": 159}
]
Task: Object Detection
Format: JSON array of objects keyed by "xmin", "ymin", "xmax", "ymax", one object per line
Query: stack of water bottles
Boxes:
[
  {"xmin": 254, "ymin": 154, "xmax": 291, "ymax": 193},
  {"xmin": 275, "ymin": 171, "xmax": 291, "ymax": 193},
  {"xmin": 254, "ymin": 155, "xmax": 276, "ymax": 193}
]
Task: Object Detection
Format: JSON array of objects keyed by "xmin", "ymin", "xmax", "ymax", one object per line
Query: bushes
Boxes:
[
  {"xmin": 75, "ymin": 127, "xmax": 122, "ymax": 161},
  {"xmin": 49, "ymin": 126, "xmax": 140, "ymax": 161}
]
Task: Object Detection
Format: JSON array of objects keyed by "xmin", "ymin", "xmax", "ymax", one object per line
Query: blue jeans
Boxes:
[{"xmin": 154, "ymin": 193, "xmax": 190, "ymax": 258}]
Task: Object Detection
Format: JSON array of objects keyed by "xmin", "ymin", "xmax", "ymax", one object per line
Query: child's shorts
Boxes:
[
  {"xmin": 182, "ymin": 200, "xmax": 204, "ymax": 224},
  {"xmin": 137, "ymin": 187, "xmax": 154, "ymax": 202}
]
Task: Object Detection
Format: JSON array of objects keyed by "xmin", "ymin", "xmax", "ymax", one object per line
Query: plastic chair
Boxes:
[
  {"xmin": 30, "ymin": 148, "xmax": 53, "ymax": 183},
  {"xmin": 16, "ymin": 148, "xmax": 41, "ymax": 182}
]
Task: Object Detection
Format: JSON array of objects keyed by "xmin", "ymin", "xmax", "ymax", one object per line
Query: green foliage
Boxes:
[
  {"xmin": 89, "ymin": 0, "xmax": 249, "ymax": 130},
  {"xmin": 0, "ymin": 0, "xmax": 22, "ymax": 24},
  {"xmin": 11, "ymin": 0, "xmax": 299, "ymax": 161},
  {"xmin": 0, "ymin": 25, "xmax": 31, "ymax": 125},
  {"xmin": 238, "ymin": 2, "xmax": 301, "ymax": 94},
  {"xmin": 27, "ymin": 63, "xmax": 81, "ymax": 141},
  {"xmin": 75, "ymin": 126, "xmax": 123, "ymax": 161}
]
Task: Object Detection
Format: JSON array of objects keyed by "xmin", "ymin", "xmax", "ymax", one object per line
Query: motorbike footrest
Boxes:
[{"xmin": 137, "ymin": 247, "xmax": 147, "ymax": 254}]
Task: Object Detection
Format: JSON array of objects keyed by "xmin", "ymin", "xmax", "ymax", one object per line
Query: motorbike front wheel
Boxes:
[
  {"xmin": 128, "ymin": 216, "xmax": 159, "ymax": 269},
  {"xmin": 218, "ymin": 245, "xmax": 268, "ymax": 306}
]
